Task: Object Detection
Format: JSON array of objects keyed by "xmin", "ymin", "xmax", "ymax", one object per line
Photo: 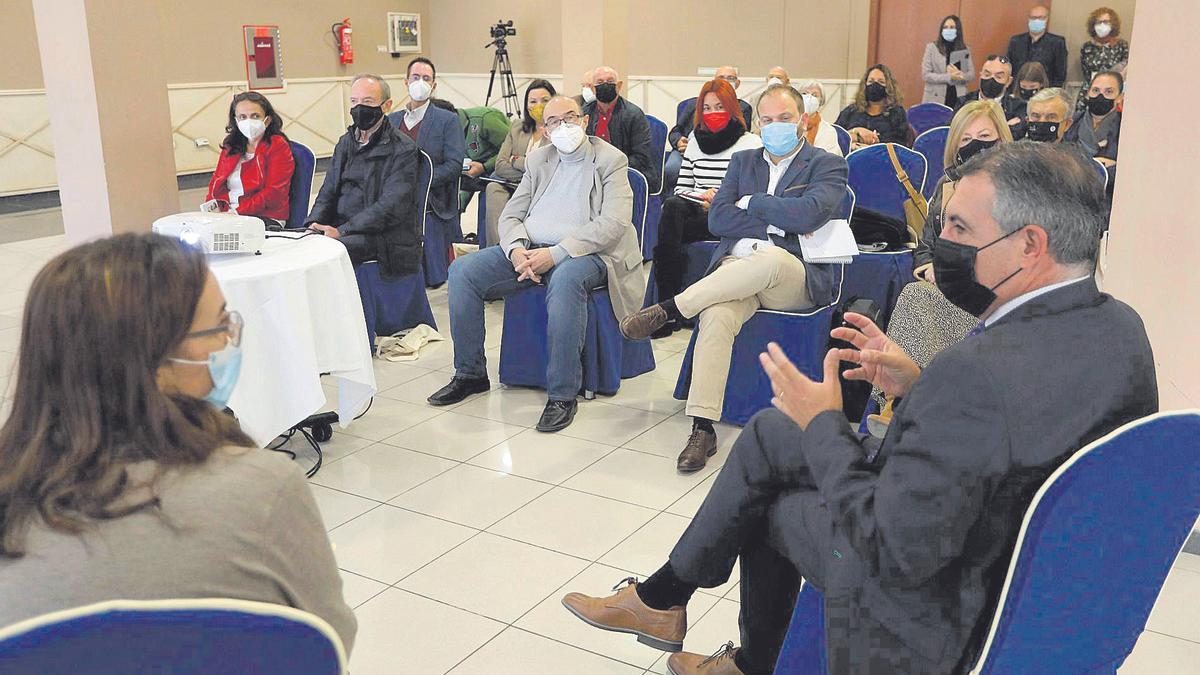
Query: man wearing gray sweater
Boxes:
[{"xmin": 428, "ymin": 96, "xmax": 645, "ymax": 433}]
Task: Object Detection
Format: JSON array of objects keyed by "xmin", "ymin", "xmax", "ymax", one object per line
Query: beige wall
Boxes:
[
  {"xmin": 4, "ymin": 0, "xmax": 429, "ymax": 89},
  {"xmin": 1103, "ymin": 1, "xmax": 1196, "ymax": 411},
  {"xmin": 426, "ymin": 0, "xmax": 563, "ymax": 75},
  {"xmin": 1048, "ymin": 0, "xmax": 1137, "ymax": 83}
]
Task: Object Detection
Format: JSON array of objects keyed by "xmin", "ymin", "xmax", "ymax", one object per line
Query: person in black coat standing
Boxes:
[
  {"xmin": 1006, "ymin": 5, "xmax": 1068, "ymax": 88},
  {"xmin": 559, "ymin": 143, "xmax": 1157, "ymax": 675},
  {"xmin": 307, "ymin": 74, "xmax": 421, "ymax": 279}
]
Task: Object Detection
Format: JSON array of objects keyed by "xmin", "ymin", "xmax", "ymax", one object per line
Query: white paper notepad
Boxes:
[{"xmin": 799, "ymin": 219, "xmax": 859, "ymax": 264}]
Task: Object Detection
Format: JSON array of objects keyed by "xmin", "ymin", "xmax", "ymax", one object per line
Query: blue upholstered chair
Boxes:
[
  {"xmin": 913, "ymin": 126, "xmax": 950, "ymax": 200},
  {"xmin": 497, "ymin": 167, "xmax": 655, "ymax": 398},
  {"xmin": 642, "ymin": 114, "xmax": 670, "ymax": 260},
  {"xmin": 842, "ymin": 248, "xmax": 914, "ymax": 330},
  {"xmin": 846, "ymin": 143, "xmax": 927, "ymax": 223},
  {"xmin": 1091, "ymin": 158, "xmax": 1109, "ymax": 188},
  {"xmin": 356, "ymin": 150, "xmax": 437, "ymax": 348},
  {"xmin": 676, "ymin": 97, "xmax": 696, "ymax": 121},
  {"xmin": 286, "ymin": 141, "xmax": 316, "ymax": 229},
  {"xmin": 670, "ymin": 187, "xmax": 855, "ymax": 426},
  {"xmin": 0, "ymin": 598, "xmax": 346, "ymax": 675},
  {"xmin": 906, "ymin": 102, "xmax": 955, "ymax": 136},
  {"xmin": 831, "ymin": 124, "xmax": 852, "ymax": 157},
  {"xmin": 775, "ymin": 411, "xmax": 1200, "ymax": 674}
]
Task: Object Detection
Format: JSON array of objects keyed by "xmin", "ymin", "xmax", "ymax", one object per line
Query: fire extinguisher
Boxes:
[{"xmin": 333, "ymin": 18, "xmax": 353, "ymax": 64}]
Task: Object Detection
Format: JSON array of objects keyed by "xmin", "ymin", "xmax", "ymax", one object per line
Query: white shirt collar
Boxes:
[
  {"xmin": 404, "ymin": 100, "xmax": 431, "ymax": 127},
  {"xmin": 984, "ymin": 275, "xmax": 1091, "ymax": 327}
]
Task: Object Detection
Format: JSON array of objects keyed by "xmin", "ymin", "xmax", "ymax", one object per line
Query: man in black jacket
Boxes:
[
  {"xmin": 1006, "ymin": 5, "xmax": 1068, "ymax": 88},
  {"xmin": 560, "ymin": 143, "xmax": 1158, "ymax": 674},
  {"xmin": 307, "ymin": 74, "xmax": 421, "ymax": 279},
  {"xmin": 955, "ymin": 55, "xmax": 1028, "ymax": 139},
  {"xmin": 583, "ymin": 66, "xmax": 659, "ymax": 191}
]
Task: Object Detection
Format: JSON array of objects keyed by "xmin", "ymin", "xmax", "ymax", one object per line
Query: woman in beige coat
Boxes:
[
  {"xmin": 484, "ymin": 79, "xmax": 555, "ymax": 245},
  {"xmin": 921, "ymin": 15, "xmax": 975, "ymax": 107}
]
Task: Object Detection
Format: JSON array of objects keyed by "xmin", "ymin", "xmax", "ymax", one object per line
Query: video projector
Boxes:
[{"xmin": 152, "ymin": 212, "xmax": 266, "ymax": 255}]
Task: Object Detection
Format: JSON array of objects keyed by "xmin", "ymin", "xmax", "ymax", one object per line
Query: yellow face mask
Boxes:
[{"xmin": 529, "ymin": 102, "xmax": 546, "ymax": 125}]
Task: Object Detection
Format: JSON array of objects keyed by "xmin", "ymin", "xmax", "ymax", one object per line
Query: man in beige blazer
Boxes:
[{"xmin": 428, "ymin": 96, "xmax": 644, "ymax": 432}]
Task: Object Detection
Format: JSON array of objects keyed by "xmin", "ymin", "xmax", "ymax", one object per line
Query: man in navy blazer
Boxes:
[
  {"xmin": 619, "ymin": 85, "xmax": 847, "ymax": 473},
  {"xmin": 563, "ymin": 143, "xmax": 1157, "ymax": 674},
  {"xmin": 389, "ymin": 57, "xmax": 466, "ymax": 287}
]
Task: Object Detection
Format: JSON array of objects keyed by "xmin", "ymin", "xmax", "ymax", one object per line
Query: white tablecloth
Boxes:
[{"xmin": 208, "ymin": 233, "xmax": 377, "ymax": 446}]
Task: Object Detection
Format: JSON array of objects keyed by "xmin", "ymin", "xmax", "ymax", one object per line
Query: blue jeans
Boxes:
[{"xmin": 447, "ymin": 246, "xmax": 607, "ymax": 401}]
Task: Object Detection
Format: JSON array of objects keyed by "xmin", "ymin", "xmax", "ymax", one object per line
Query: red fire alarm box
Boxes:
[{"xmin": 243, "ymin": 25, "xmax": 284, "ymax": 90}]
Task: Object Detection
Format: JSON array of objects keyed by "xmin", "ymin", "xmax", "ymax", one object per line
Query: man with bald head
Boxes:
[
  {"xmin": 429, "ymin": 96, "xmax": 644, "ymax": 433},
  {"xmin": 583, "ymin": 66, "xmax": 658, "ymax": 190},
  {"xmin": 766, "ymin": 66, "xmax": 790, "ymax": 87},
  {"xmin": 573, "ymin": 68, "xmax": 596, "ymax": 108},
  {"xmin": 1007, "ymin": 4, "xmax": 1067, "ymax": 87},
  {"xmin": 669, "ymin": 66, "xmax": 755, "ymax": 153}
]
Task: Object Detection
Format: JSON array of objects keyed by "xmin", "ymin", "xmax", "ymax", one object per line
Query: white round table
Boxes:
[{"xmin": 207, "ymin": 232, "xmax": 377, "ymax": 447}]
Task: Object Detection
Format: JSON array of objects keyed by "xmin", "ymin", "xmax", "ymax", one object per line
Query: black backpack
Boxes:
[{"xmin": 849, "ymin": 206, "xmax": 910, "ymax": 250}]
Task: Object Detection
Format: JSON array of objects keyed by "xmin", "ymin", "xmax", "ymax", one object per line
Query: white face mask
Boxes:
[
  {"xmin": 549, "ymin": 123, "xmax": 586, "ymax": 153},
  {"xmin": 800, "ymin": 93, "xmax": 821, "ymax": 115},
  {"xmin": 408, "ymin": 79, "xmax": 433, "ymax": 102},
  {"xmin": 581, "ymin": 86, "xmax": 596, "ymax": 104},
  {"xmin": 1094, "ymin": 22, "xmax": 1112, "ymax": 38},
  {"xmin": 236, "ymin": 118, "xmax": 266, "ymax": 141},
  {"xmin": 767, "ymin": 77, "xmax": 783, "ymax": 87}
]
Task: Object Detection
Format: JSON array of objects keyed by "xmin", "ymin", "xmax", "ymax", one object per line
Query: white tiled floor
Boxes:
[{"xmin": 1, "ymin": 201, "xmax": 1198, "ymax": 673}]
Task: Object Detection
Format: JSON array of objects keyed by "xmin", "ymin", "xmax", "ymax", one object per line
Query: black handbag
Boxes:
[{"xmin": 849, "ymin": 206, "xmax": 910, "ymax": 250}]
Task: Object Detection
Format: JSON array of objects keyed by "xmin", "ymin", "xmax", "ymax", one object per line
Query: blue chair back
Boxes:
[
  {"xmin": 831, "ymin": 124, "xmax": 852, "ymax": 156},
  {"xmin": 646, "ymin": 115, "xmax": 669, "ymax": 196},
  {"xmin": 907, "ymin": 103, "xmax": 954, "ymax": 136},
  {"xmin": 417, "ymin": 150, "xmax": 434, "ymax": 232},
  {"xmin": 776, "ymin": 411, "xmax": 1200, "ymax": 675},
  {"xmin": 628, "ymin": 168, "xmax": 649, "ymax": 248},
  {"xmin": 0, "ymin": 599, "xmax": 346, "ymax": 674},
  {"xmin": 287, "ymin": 141, "xmax": 316, "ymax": 228},
  {"xmin": 835, "ymin": 185, "xmax": 856, "ymax": 220},
  {"xmin": 913, "ymin": 127, "xmax": 949, "ymax": 200},
  {"xmin": 846, "ymin": 143, "xmax": 927, "ymax": 223},
  {"xmin": 970, "ymin": 411, "xmax": 1200, "ymax": 674},
  {"xmin": 1091, "ymin": 158, "xmax": 1109, "ymax": 188},
  {"xmin": 676, "ymin": 97, "xmax": 696, "ymax": 122}
]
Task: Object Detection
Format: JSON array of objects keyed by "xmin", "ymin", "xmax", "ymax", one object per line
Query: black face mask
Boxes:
[
  {"xmin": 865, "ymin": 82, "xmax": 888, "ymax": 102},
  {"xmin": 1086, "ymin": 94, "xmax": 1116, "ymax": 117},
  {"xmin": 979, "ymin": 77, "xmax": 1006, "ymax": 99},
  {"xmin": 955, "ymin": 138, "xmax": 998, "ymax": 166},
  {"xmin": 932, "ymin": 227, "xmax": 1024, "ymax": 317},
  {"xmin": 594, "ymin": 82, "xmax": 619, "ymax": 104},
  {"xmin": 350, "ymin": 104, "xmax": 385, "ymax": 131},
  {"xmin": 1018, "ymin": 87, "xmax": 1039, "ymax": 100},
  {"xmin": 1026, "ymin": 120, "xmax": 1061, "ymax": 142}
]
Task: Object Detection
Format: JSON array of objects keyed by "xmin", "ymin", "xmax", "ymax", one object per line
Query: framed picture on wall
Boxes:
[
  {"xmin": 243, "ymin": 25, "xmax": 284, "ymax": 90},
  {"xmin": 388, "ymin": 13, "xmax": 421, "ymax": 54}
]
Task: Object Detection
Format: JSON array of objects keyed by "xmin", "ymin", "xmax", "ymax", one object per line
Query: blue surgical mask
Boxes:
[
  {"xmin": 172, "ymin": 342, "xmax": 243, "ymax": 410},
  {"xmin": 760, "ymin": 122, "xmax": 801, "ymax": 156},
  {"xmin": 942, "ymin": 28, "xmax": 958, "ymax": 42},
  {"xmin": 1029, "ymin": 18, "xmax": 1047, "ymax": 33}
]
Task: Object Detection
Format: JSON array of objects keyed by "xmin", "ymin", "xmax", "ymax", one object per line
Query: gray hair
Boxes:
[
  {"xmin": 350, "ymin": 74, "xmax": 391, "ymax": 102},
  {"xmin": 958, "ymin": 142, "xmax": 1104, "ymax": 269},
  {"xmin": 1029, "ymin": 87, "xmax": 1070, "ymax": 108},
  {"xmin": 798, "ymin": 80, "xmax": 826, "ymax": 105}
]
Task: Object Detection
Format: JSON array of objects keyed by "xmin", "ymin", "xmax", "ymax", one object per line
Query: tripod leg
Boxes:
[{"xmin": 485, "ymin": 50, "xmax": 502, "ymax": 105}]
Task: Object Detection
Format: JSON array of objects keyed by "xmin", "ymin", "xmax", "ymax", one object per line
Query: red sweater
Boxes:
[{"xmin": 205, "ymin": 134, "xmax": 296, "ymax": 221}]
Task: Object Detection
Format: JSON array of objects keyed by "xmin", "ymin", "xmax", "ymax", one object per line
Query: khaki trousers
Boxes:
[{"xmin": 675, "ymin": 246, "xmax": 810, "ymax": 421}]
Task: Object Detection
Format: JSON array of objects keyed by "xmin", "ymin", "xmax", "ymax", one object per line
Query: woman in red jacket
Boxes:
[{"xmin": 205, "ymin": 92, "xmax": 295, "ymax": 226}]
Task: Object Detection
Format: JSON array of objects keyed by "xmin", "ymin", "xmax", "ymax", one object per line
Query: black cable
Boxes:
[{"xmin": 266, "ymin": 231, "xmax": 322, "ymax": 241}]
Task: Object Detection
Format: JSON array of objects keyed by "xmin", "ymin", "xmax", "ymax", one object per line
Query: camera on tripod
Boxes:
[{"xmin": 489, "ymin": 20, "xmax": 516, "ymax": 40}]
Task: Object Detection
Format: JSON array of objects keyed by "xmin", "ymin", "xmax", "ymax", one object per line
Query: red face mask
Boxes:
[{"xmin": 702, "ymin": 111, "xmax": 731, "ymax": 132}]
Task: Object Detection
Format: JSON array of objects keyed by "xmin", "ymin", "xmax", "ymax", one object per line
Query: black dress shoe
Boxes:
[
  {"xmin": 536, "ymin": 399, "xmax": 578, "ymax": 432},
  {"xmin": 427, "ymin": 377, "xmax": 490, "ymax": 406}
]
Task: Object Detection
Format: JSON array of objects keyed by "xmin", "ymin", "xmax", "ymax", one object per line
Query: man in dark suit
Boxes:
[
  {"xmin": 618, "ymin": 85, "xmax": 847, "ymax": 475},
  {"xmin": 1006, "ymin": 4, "xmax": 1068, "ymax": 88},
  {"xmin": 388, "ymin": 57, "xmax": 466, "ymax": 288},
  {"xmin": 583, "ymin": 66, "xmax": 659, "ymax": 191},
  {"xmin": 955, "ymin": 55, "xmax": 1028, "ymax": 139},
  {"xmin": 307, "ymin": 74, "xmax": 421, "ymax": 280},
  {"xmin": 562, "ymin": 142, "xmax": 1158, "ymax": 674}
]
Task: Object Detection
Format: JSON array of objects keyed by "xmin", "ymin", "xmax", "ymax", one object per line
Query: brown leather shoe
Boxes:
[
  {"xmin": 561, "ymin": 577, "xmax": 686, "ymax": 652},
  {"xmin": 677, "ymin": 427, "xmax": 717, "ymax": 473},
  {"xmin": 667, "ymin": 642, "xmax": 745, "ymax": 675},
  {"xmin": 620, "ymin": 304, "xmax": 670, "ymax": 340}
]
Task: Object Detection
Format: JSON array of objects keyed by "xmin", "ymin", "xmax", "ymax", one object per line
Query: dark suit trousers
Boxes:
[{"xmin": 669, "ymin": 408, "xmax": 837, "ymax": 675}]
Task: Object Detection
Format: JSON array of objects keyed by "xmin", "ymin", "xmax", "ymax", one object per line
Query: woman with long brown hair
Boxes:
[
  {"xmin": 0, "ymin": 233, "xmax": 355, "ymax": 649},
  {"xmin": 835, "ymin": 63, "xmax": 909, "ymax": 149}
]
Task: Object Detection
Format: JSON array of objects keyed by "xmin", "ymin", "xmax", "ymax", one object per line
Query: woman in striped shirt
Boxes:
[{"xmin": 650, "ymin": 78, "xmax": 762, "ymax": 337}]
